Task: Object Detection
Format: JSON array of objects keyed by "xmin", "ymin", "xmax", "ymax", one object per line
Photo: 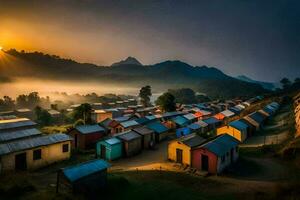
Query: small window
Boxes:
[
  {"xmin": 33, "ymin": 149, "xmax": 42, "ymax": 160},
  {"xmin": 62, "ymin": 144, "xmax": 69, "ymax": 153}
]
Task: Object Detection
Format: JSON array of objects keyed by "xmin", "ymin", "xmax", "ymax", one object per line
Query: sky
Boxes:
[{"xmin": 0, "ymin": 0, "xmax": 299, "ymax": 82}]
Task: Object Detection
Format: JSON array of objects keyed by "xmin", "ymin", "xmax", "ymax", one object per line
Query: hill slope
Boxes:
[
  {"xmin": 236, "ymin": 75, "xmax": 275, "ymax": 91},
  {"xmin": 0, "ymin": 49, "xmax": 268, "ymax": 98}
]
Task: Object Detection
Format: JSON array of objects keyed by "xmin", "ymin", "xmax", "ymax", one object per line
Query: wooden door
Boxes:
[{"xmin": 176, "ymin": 149, "xmax": 183, "ymax": 163}]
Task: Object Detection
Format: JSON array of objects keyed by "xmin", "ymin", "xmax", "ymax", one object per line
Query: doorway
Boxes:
[
  {"xmin": 15, "ymin": 153, "xmax": 27, "ymax": 171},
  {"xmin": 100, "ymin": 145, "xmax": 106, "ymax": 159},
  {"xmin": 176, "ymin": 149, "xmax": 183, "ymax": 163},
  {"xmin": 201, "ymin": 155, "xmax": 209, "ymax": 171}
]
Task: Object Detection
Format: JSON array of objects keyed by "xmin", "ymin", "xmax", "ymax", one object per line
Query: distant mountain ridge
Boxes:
[
  {"xmin": 0, "ymin": 49, "xmax": 268, "ymax": 99},
  {"xmin": 236, "ymin": 75, "xmax": 275, "ymax": 90},
  {"xmin": 111, "ymin": 56, "xmax": 142, "ymax": 66}
]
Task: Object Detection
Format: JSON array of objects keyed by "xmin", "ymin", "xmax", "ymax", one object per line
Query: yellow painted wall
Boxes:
[
  {"xmin": 168, "ymin": 141, "xmax": 191, "ymax": 165},
  {"xmin": 217, "ymin": 126, "xmax": 244, "ymax": 142},
  {"xmin": 1, "ymin": 141, "xmax": 71, "ymax": 171}
]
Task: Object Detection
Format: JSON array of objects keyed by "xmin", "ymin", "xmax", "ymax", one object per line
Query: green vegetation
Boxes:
[
  {"xmin": 34, "ymin": 106, "xmax": 53, "ymax": 126},
  {"xmin": 139, "ymin": 85, "xmax": 152, "ymax": 107},
  {"xmin": 72, "ymin": 103, "xmax": 92, "ymax": 125},
  {"xmin": 155, "ymin": 92, "xmax": 176, "ymax": 112},
  {"xmin": 41, "ymin": 125, "xmax": 72, "ymax": 134}
]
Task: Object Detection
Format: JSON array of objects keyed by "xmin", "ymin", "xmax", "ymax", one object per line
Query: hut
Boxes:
[
  {"xmin": 176, "ymin": 127, "xmax": 191, "ymax": 138},
  {"xmin": 116, "ymin": 120, "xmax": 140, "ymax": 133},
  {"xmin": 58, "ymin": 159, "xmax": 111, "ymax": 194},
  {"xmin": 117, "ymin": 131, "xmax": 142, "ymax": 157},
  {"xmin": 193, "ymin": 109, "xmax": 212, "ymax": 120},
  {"xmin": 244, "ymin": 112, "xmax": 266, "ymax": 131},
  {"xmin": 0, "ymin": 133, "xmax": 72, "ymax": 172},
  {"xmin": 68, "ymin": 125, "xmax": 106, "ymax": 150},
  {"xmin": 192, "ymin": 134, "xmax": 239, "ymax": 174},
  {"xmin": 171, "ymin": 116, "xmax": 189, "ymax": 128},
  {"xmin": 146, "ymin": 121, "xmax": 170, "ymax": 142},
  {"xmin": 168, "ymin": 134, "xmax": 206, "ymax": 165},
  {"xmin": 203, "ymin": 117, "xmax": 222, "ymax": 131},
  {"xmin": 133, "ymin": 126, "xmax": 154, "ymax": 149},
  {"xmin": 217, "ymin": 120, "xmax": 248, "ymax": 142},
  {"xmin": 96, "ymin": 138, "xmax": 122, "ymax": 161}
]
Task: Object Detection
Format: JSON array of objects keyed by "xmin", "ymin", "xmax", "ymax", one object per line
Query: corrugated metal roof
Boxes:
[
  {"xmin": 0, "ymin": 133, "xmax": 72, "ymax": 156},
  {"xmin": 183, "ymin": 113, "xmax": 196, "ymax": 121},
  {"xmin": 228, "ymin": 107, "xmax": 241, "ymax": 114},
  {"xmin": 171, "ymin": 116, "xmax": 189, "ymax": 126},
  {"xmin": 0, "ymin": 128, "xmax": 42, "ymax": 143},
  {"xmin": 200, "ymin": 134, "xmax": 239, "ymax": 157},
  {"xmin": 105, "ymin": 137, "xmax": 121, "ymax": 145},
  {"xmin": 146, "ymin": 122, "xmax": 169, "ymax": 134},
  {"xmin": 162, "ymin": 111, "xmax": 184, "ymax": 118},
  {"xmin": 135, "ymin": 117, "xmax": 150, "ymax": 125},
  {"xmin": 188, "ymin": 123, "xmax": 201, "ymax": 130},
  {"xmin": 75, "ymin": 125, "xmax": 105, "ymax": 134},
  {"xmin": 0, "ymin": 118, "xmax": 36, "ymax": 131},
  {"xmin": 248, "ymin": 112, "xmax": 265, "ymax": 124},
  {"xmin": 114, "ymin": 116, "xmax": 130, "ymax": 122},
  {"xmin": 62, "ymin": 159, "xmax": 111, "ymax": 183},
  {"xmin": 197, "ymin": 120, "xmax": 208, "ymax": 127},
  {"xmin": 133, "ymin": 126, "xmax": 154, "ymax": 135},
  {"xmin": 120, "ymin": 120, "xmax": 139, "ymax": 128},
  {"xmin": 220, "ymin": 110, "xmax": 235, "ymax": 117},
  {"xmin": 180, "ymin": 135, "xmax": 206, "ymax": 148},
  {"xmin": 117, "ymin": 130, "xmax": 141, "ymax": 141},
  {"xmin": 203, "ymin": 117, "xmax": 220, "ymax": 125},
  {"xmin": 229, "ymin": 120, "xmax": 248, "ymax": 131},
  {"xmin": 145, "ymin": 115, "xmax": 157, "ymax": 120}
]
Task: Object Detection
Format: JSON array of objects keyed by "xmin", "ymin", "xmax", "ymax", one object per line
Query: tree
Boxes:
[
  {"xmin": 294, "ymin": 77, "xmax": 300, "ymax": 84},
  {"xmin": 0, "ymin": 96, "xmax": 15, "ymax": 111},
  {"xmin": 27, "ymin": 92, "xmax": 40, "ymax": 108},
  {"xmin": 155, "ymin": 92, "xmax": 176, "ymax": 112},
  {"xmin": 280, "ymin": 78, "xmax": 291, "ymax": 90},
  {"xmin": 16, "ymin": 94, "xmax": 28, "ymax": 108},
  {"xmin": 72, "ymin": 103, "xmax": 92, "ymax": 124},
  {"xmin": 139, "ymin": 85, "xmax": 152, "ymax": 107},
  {"xmin": 34, "ymin": 106, "xmax": 52, "ymax": 126},
  {"xmin": 168, "ymin": 88, "xmax": 197, "ymax": 104}
]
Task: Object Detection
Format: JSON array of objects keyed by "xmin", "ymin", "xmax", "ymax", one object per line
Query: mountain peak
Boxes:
[{"xmin": 111, "ymin": 56, "xmax": 142, "ymax": 66}]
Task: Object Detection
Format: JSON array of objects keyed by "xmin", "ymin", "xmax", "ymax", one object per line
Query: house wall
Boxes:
[
  {"xmin": 141, "ymin": 133, "xmax": 152, "ymax": 149},
  {"xmin": 1, "ymin": 141, "xmax": 71, "ymax": 171},
  {"xmin": 124, "ymin": 138, "xmax": 142, "ymax": 157},
  {"xmin": 217, "ymin": 126, "xmax": 245, "ymax": 142},
  {"xmin": 156, "ymin": 131, "xmax": 170, "ymax": 142},
  {"xmin": 168, "ymin": 141, "xmax": 191, "ymax": 165},
  {"xmin": 69, "ymin": 130, "xmax": 104, "ymax": 150},
  {"xmin": 216, "ymin": 147, "xmax": 239, "ymax": 173},
  {"xmin": 191, "ymin": 148, "xmax": 218, "ymax": 174},
  {"xmin": 92, "ymin": 112, "xmax": 113, "ymax": 123},
  {"xmin": 96, "ymin": 142, "xmax": 122, "ymax": 161}
]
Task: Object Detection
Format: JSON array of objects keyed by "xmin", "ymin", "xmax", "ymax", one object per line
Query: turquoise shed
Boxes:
[{"xmin": 96, "ymin": 137, "xmax": 122, "ymax": 161}]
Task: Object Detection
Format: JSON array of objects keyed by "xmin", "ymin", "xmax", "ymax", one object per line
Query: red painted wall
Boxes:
[{"xmin": 191, "ymin": 148, "xmax": 218, "ymax": 174}]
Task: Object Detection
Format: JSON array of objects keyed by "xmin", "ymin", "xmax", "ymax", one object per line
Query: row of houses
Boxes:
[
  {"xmin": 0, "ymin": 117, "xmax": 72, "ymax": 173},
  {"xmin": 294, "ymin": 92, "xmax": 300, "ymax": 137},
  {"xmin": 167, "ymin": 101, "xmax": 280, "ymax": 174},
  {"xmin": 217, "ymin": 101, "xmax": 280, "ymax": 142}
]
